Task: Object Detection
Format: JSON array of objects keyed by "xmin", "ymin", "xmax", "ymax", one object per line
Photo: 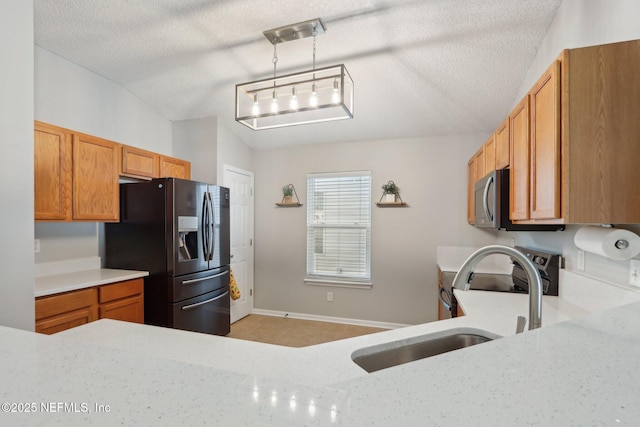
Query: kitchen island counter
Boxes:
[{"xmin": 2, "ymin": 271, "xmax": 640, "ymax": 425}]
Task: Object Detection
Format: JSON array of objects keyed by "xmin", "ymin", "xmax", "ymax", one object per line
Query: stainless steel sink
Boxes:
[{"xmin": 351, "ymin": 328, "xmax": 499, "ymax": 373}]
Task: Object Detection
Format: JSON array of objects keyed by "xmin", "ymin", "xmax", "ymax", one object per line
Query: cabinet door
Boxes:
[
  {"xmin": 467, "ymin": 157, "xmax": 475, "ymax": 224},
  {"xmin": 159, "ymin": 155, "xmax": 191, "ymax": 179},
  {"xmin": 34, "ymin": 122, "xmax": 72, "ymax": 220},
  {"xmin": 530, "ymin": 60, "xmax": 562, "ymax": 220},
  {"xmin": 474, "ymin": 149, "xmax": 485, "ymax": 181},
  {"xmin": 121, "ymin": 145, "xmax": 159, "ymax": 179},
  {"xmin": 494, "ymin": 117, "xmax": 510, "ymax": 169},
  {"xmin": 510, "ymin": 96, "xmax": 530, "ymax": 221},
  {"xmin": 98, "ymin": 279, "xmax": 144, "ymax": 324},
  {"xmin": 99, "ymin": 296, "xmax": 144, "ymax": 323},
  {"xmin": 484, "ymin": 136, "xmax": 496, "ymax": 173},
  {"xmin": 72, "ymin": 134, "xmax": 120, "ymax": 221}
]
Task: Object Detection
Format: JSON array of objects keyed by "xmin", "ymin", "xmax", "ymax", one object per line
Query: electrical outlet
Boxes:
[
  {"xmin": 577, "ymin": 250, "xmax": 585, "ymax": 271},
  {"xmin": 34, "ymin": 239, "xmax": 41, "ymax": 254},
  {"xmin": 327, "ymin": 292, "xmax": 333, "ymax": 302},
  {"xmin": 630, "ymin": 260, "xmax": 640, "ymax": 287}
]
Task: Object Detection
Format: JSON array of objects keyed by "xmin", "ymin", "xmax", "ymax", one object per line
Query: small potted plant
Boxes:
[
  {"xmin": 282, "ymin": 184, "xmax": 294, "ymax": 204},
  {"xmin": 382, "ymin": 181, "xmax": 399, "ymax": 202}
]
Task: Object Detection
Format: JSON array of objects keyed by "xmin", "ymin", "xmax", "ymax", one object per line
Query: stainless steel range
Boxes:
[{"xmin": 439, "ymin": 246, "xmax": 563, "ymax": 319}]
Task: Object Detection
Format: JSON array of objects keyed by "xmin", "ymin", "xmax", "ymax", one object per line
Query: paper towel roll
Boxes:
[{"xmin": 574, "ymin": 226, "xmax": 640, "ymax": 260}]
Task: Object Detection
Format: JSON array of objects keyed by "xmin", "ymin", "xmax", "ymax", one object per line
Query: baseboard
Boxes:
[{"xmin": 251, "ymin": 308, "xmax": 410, "ymax": 330}]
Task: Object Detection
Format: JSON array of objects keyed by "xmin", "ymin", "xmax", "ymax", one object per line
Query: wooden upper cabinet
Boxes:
[
  {"xmin": 34, "ymin": 122, "xmax": 72, "ymax": 221},
  {"xmin": 562, "ymin": 40, "xmax": 640, "ymax": 223},
  {"xmin": 72, "ymin": 134, "xmax": 120, "ymax": 221},
  {"xmin": 494, "ymin": 117, "xmax": 510, "ymax": 169},
  {"xmin": 529, "ymin": 60, "xmax": 562, "ymax": 220},
  {"xmin": 467, "ymin": 157, "xmax": 475, "ymax": 224},
  {"xmin": 159, "ymin": 155, "xmax": 191, "ymax": 180},
  {"xmin": 121, "ymin": 145, "xmax": 159, "ymax": 179},
  {"xmin": 35, "ymin": 121, "xmax": 192, "ymax": 222},
  {"xmin": 473, "ymin": 148, "xmax": 485, "ymax": 181},
  {"xmin": 509, "ymin": 95, "xmax": 530, "ymax": 221},
  {"xmin": 483, "ymin": 135, "xmax": 496, "ymax": 174},
  {"xmin": 470, "ymin": 40, "xmax": 640, "ymax": 225}
]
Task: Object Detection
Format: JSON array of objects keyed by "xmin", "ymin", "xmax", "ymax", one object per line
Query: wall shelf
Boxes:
[
  {"xmin": 275, "ymin": 202, "xmax": 303, "ymax": 207},
  {"xmin": 376, "ymin": 202, "xmax": 408, "ymax": 207}
]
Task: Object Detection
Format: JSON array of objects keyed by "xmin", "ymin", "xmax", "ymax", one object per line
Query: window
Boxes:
[{"xmin": 305, "ymin": 171, "xmax": 372, "ymax": 287}]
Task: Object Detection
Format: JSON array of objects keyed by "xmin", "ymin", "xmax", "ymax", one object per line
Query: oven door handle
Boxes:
[
  {"xmin": 482, "ymin": 175, "xmax": 494, "ymax": 222},
  {"xmin": 438, "ymin": 287, "xmax": 452, "ymax": 311},
  {"xmin": 181, "ymin": 290, "xmax": 229, "ymax": 311}
]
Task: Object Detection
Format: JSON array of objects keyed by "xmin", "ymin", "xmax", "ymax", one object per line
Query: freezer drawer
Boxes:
[
  {"xmin": 169, "ymin": 267, "xmax": 229, "ymax": 302},
  {"xmin": 170, "ymin": 287, "xmax": 230, "ymax": 336}
]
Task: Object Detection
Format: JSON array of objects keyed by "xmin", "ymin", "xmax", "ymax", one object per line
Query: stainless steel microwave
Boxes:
[{"xmin": 473, "ymin": 169, "xmax": 563, "ymax": 231}]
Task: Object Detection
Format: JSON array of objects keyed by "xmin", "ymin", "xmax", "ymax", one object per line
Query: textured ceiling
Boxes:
[{"xmin": 34, "ymin": 0, "xmax": 562, "ymax": 149}]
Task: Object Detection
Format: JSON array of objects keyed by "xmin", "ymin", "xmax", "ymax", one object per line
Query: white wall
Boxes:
[
  {"xmin": 34, "ymin": 47, "xmax": 174, "ymax": 265},
  {"xmin": 173, "ymin": 116, "xmax": 217, "ymax": 184},
  {"xmin": 0, "ymin": 1, "xmax": 34, "ymax": 330},
  {"xmin": 505, "ymin": 0, "xmax": 640, "ymax": 287},
  {"xmin": 35, "ymin": 47, "xmax": 172, "ymax": 154},
  {"xmin": 253, "ymin": 134, "xmax": 496, "ymax": 325},
  {"xmin": 217, "ymin": 119, "xmax": 255, "ymax": 183}
]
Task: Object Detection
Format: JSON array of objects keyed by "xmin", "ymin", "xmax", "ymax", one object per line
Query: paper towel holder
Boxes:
[
  {"xmin": 574, "ymin": 224, "xmax": 640, "ymax": 261},
  {"xmin": 598, "ymin": 224, "xmax": 631, "ymax": 249},
  {"xmin": 615, "ymin": 239, "xmax": 629, "ymax": 250}
]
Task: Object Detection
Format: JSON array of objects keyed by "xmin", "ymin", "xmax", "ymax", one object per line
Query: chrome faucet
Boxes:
[{"xmin": 451, "ymin": 245, "xmax": 543, "ymax": 331}]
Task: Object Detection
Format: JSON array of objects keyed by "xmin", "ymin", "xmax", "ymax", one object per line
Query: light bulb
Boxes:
[
  {"xmin": 289, "ymin": 87, "xmax": 298, "ymax": 110},
  {"xmin": 251, "ymin": 94, "xmax": 260, "ymax": 116},
  {"xmin": 270, "ymin": 90, "xmax": 279, "ymax": 113},
  {"xmin": 331, "ymin": 80, "xmax": 340, "ymax": 104},
  {"xmin": 309, "ymin": 82, "xmax": 318, "ymax": 107}
]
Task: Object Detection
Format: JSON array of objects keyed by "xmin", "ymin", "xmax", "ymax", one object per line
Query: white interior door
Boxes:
[{"xmin": 223, "ymin": 165, "xmax": 254, "ymax": 323}]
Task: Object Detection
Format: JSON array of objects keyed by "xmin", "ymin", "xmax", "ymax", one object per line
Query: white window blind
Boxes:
[{"xmin": 306, "ymin": 171, "xmax": 371, "ymax": 285}]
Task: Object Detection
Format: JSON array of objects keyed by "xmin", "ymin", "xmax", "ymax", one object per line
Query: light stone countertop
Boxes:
[
  {"xmin": 35, "ymin": 268, "xmax": 149, "ymax": 297},
  {"xmin": 3, "ymin": 270, "xmax": 640, "ymax": 425},
  {"xmin": 35, "ymin": 257, "xmax": 148, "ymax": 298}
]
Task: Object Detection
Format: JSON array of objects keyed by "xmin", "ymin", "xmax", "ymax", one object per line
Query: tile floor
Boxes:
[{"xmin": 227, "ymin": 314, "xmax": 389, "ymax": 347}]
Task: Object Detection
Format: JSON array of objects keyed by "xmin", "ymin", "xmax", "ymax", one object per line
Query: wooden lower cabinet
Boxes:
[
  {"xmin": 98, "ymin": 279, "xmax": 144, "ymax": 323},
  {"xmin": 35, "ymin": 288, "xmax": 97, "ymax": 335},
  {"xmin": 36, "ymin": 278, "xmax": 144, "ymax": 335}
]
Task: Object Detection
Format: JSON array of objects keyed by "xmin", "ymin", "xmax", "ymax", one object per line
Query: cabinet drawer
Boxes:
[
  {"xmin": 99, "ymin": 279, "xmax": 143, "ymax": 304},
  {"xmin": 35, "ymin": 288, "xmax": 96, "ymax": 320},
  {"xmin": 36, "ymin": 307, "xmax": 95, "ymax": 335}
]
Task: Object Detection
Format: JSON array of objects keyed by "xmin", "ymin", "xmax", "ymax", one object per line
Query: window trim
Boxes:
[{"xmin": 305, "ymin": 170, "xmax": 372, "ymax": 288}]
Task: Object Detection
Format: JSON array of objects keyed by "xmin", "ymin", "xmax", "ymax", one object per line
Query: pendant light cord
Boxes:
[
  {"xmin": 272, "ymin": 38, "xmax": 278, "ymax": 79},
  {"xmin": 272, "ymin": 37, "xmax": 278, "ymax": 92},
  {"xmin": 312, "ymin": 29, "xmax": 317, "ymax": 71}
]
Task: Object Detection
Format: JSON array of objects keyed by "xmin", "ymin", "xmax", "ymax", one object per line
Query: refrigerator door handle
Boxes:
[
  {"xmin": 208, "ymin": 191, "xmax": 215, "ymax": 261},
  {"xmin": 201, "ymin": 192, "xmax": 210, "ymax": 261}
]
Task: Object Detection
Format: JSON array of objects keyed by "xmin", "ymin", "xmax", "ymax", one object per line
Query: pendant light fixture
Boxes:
[{"xmin": 235, "ymin": 18, "xmax": 354, "ymax": 131}]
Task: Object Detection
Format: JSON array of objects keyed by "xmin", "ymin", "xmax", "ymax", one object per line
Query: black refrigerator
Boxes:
[{"xmin": 105, "ymin": 178, "xmax": 231, "ymax": 336}]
